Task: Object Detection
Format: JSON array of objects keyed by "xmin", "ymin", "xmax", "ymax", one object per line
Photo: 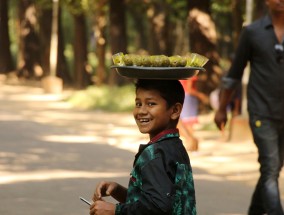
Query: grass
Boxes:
[{"xmin": 66, "ymin": 84, "xmax": 135, "ymax": 112}]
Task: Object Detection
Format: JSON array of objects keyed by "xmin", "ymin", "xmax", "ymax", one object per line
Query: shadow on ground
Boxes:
[{"xmin": 0, "ymin": 83, "xmax": 283, "ymax": 215}]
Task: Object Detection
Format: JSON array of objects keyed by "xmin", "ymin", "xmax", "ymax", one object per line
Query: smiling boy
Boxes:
[{"xmin": 90, "ymin": 79, "xmax": 196, "ymax": 215}]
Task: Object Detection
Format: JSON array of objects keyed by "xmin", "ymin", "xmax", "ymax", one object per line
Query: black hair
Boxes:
[{"xmin": 135, "ymin": 79, "xmax": 185, "ymax": 108}]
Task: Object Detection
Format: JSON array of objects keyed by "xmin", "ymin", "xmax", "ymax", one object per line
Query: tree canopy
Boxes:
[{"xmin": 0, "ymin": 0, "xmax": 266, "ymax": 91}]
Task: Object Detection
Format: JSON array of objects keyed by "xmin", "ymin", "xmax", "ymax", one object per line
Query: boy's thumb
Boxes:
[{"xmin": 106, "ymin": 186, "xmax": 113, "ymax": 196}]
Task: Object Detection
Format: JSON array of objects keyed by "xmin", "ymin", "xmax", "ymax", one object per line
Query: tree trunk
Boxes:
[
  {"xmin": 38, "ymin": 7, "xmax": 72, "ymax": 86},
  {"xmin": 0, "ymin": 0, "xmax": 14, "ymax": 73},
  {"xmin": 93, "ymin": 0, "xmax": 107, "ymax": 86},
  {"xmin": 18, "ymin": 0, "xmax": 41, "ymax": 79},
  {"xmin": 147, "ymin": 2, "xmax": 168, "ymax": 55},
  {"xmin": 254, "ymin": 1, "xmax": 267, "ymax": 19},
  {"xmin": 109, "ymin": 0, "xmax": 128, "ymax": 85},
  {"xmin": 167, "ymin": 20, "xmax": 189, "ymax": 56},
  {"xmin": 73, "ymin": 13, "xmax": 91, "ymax": 89},
  {"xmin": 38, "ymin": 8, "xmax": 52, "ymax": 77},
  {"xmin": 57, "ymin": 9, "xmax": 72, "ymax": 85},
  {"xmin": 128, "ymin": 7, "xmax": 148, "ymax": 51},
  {"xmin": 187, "ymin": 0, "xmax": 223, "ymax": 112},
  {"xmin": 231, "ymin": 0, "xmax": 244, "ymax": 50}
]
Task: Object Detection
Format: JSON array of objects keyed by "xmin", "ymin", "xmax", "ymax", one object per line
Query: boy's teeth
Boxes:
[{"xmin": 140, "ymin": 119, "xmax": 149, "ymax": 122}]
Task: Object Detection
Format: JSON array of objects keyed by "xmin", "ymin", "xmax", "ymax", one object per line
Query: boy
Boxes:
[{"xmin": 90, "ymin": 79, "xmax": 196, "ymax": 215}]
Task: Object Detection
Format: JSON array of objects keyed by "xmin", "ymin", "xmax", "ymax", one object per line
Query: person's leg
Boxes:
[
  {"xmin": 179, "ymin": 94, "xmax": 199, "ymax": 151},
  {"xmin": 178, "ymin": 120, "xmax": 198, "ymax": 151},
  {"xmin": 248, "ymin": 115, "xmax": 284, "ymax": 215}
]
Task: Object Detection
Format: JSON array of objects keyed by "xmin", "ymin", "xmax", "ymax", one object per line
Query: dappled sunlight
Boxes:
[
  {"xmin": 41, "ymin": 134, "xmax": 113, "ymax": 144},
  {"xmin": 108, "ymin": 136, "xmax": 147, "ymax": 153},
  {"xmin": 192, "ymin": 155, "xmax": 259, "ymax": 183},
  {"xmin": 0, "ymin": 113, "xmax": 25, "ymax": 121},
  {"xmin": 40, "ymin": 132, "xmax": 146, "ymax": 153},
  {"xmin": 6, "ymin": 93, "xmax": 66, "ymax": 102},
  {"xmin": 0, "ymin": 170, "xmax": 129, "ymax": 185},
  {"xmin": 1, "ymin": 84, "xmax": 283, "ymax": 215},
  {"xmin": 193, "ymin": 173, "xmax": 223, "ymax": 181},
  {"xmin": 190, "ymin": 130, "xmax": 260, "ymax": 183}
]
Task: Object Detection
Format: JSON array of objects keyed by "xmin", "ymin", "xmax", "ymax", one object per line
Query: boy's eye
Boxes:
[
  {"xmin": 147, "ymin": 102, "xmax": 156, "ymax": 106},
  {"xmin": 135, "ymin": 102, "xmax": 142, "ymax": 107}
]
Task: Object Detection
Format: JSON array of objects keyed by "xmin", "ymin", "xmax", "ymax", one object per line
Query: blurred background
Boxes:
[
  {"xmin": 1, "ymin": 1, "xmax": 284, "ymax": 215},
  {"xmin": 0, "ymin": 0, "xmax": 267, "ymax": 111}
]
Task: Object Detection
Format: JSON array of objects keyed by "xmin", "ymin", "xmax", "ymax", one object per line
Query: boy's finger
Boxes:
[
  {"xmin": 95, "ymin": 182, "xmax": 105, "ymax": 198},
  {"xmin": 106, "ymin": 185, "xmax": 113, "ymax": 196},
  {"xmin": 92, "ymin": 194, "xmax": 101, "ymax": 201}
]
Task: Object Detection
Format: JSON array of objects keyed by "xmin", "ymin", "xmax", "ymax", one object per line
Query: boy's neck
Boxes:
[{"xmin": 149, "ymin": 128, "xmax": 179, "ymax": 144}]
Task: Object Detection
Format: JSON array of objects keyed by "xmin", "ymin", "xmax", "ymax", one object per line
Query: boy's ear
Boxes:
[{"xmin": 171, "ymin": 103, "xmax": 183, "ymax": 120}]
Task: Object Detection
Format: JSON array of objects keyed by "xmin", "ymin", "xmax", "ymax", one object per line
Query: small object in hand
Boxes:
[{"xmin": 79, "ymin": 196, "xmax": 91, "ymax": 206}]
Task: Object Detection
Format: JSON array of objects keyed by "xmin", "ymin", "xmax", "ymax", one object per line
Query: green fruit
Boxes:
[
  {"xmin": 141, "ymin": 56, "xmax": 151, "ymax": 67},
  {"xmin": 133, "ymin": 55, "xmax": 143, "ymax": 66},
  {"xmin": 112, "ymin": 52, "xmax": 125, "ymax": 66},
  {"xmin": 150, "ymin": 55, "xmax": 170, "ymax": 67},
  {"xmin": 169, "ymin": 55, "xmax": 184, "ymax": 67},
  {"xmin": 123, "ymin": 54, "xmax": 134, "ymax": 66}
]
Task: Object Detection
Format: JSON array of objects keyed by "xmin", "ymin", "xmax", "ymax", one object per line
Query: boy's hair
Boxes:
[{"xmin": 135, "ymin": 79, "xmax": 185, "ymax": 108}]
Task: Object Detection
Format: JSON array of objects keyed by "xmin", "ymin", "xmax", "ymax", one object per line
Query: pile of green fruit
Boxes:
[{"xmin": 112, "ymin": 52, "xmax": 208, "ymax": 67}]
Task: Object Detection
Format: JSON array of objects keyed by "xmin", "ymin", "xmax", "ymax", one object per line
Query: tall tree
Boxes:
[
  {"xmin": 109, "ymin": 0, "xmax": 128, "ymax": 85},
  {"xmin": 93, "ymin": 0, "xmax": 108, "ymax": 85},
  {"xmin": 254, "ymin": 0, "xmax": 267, "ymax": 19},
  {"xmin": 127, "ymin": 2, "xmax": 148, "ymax": 51},
  {"xmin": 0, "ymin": 0, "xmax": 14, "ymax": 73},
  {"xmin": 187, "ymin": 0, "xmax": 223, "ymax": 111},
  {"xmin": 231, "ymin": 0, "xmax": 244, "ymax": 50},
  {"xmin": 147, "ymin": 1, "xmax": 169, "ymax": 55},
  {"xmin": 64, "ymin": 0, "xmax": 91, "ymax": 88},
  {"xmin": 18, "ymin": 0, "xmax": 41, "ymax": 78},
  {"xmin": 165, "ymin": 0, "xmax": 189, "ymax": 55},
  {"xmin": 57, "ymin": 8, "xmax": 72, "ymax": 85},
  {"xmin": 73, "ymin": 13, "xmax": 91, "ymax": 88},
  {"xmin": 38, "ymin": 5, "xmax": 72, "ymax": 85},
  {"xmin": 38, "ymin": 6, "xmax": 52, "ymax": 77}
]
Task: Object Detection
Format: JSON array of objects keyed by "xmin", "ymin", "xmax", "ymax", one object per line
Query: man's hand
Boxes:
[
  {"xmin": 214, "ymin": 109, "xmax": 228, "ymax": 130},
  {"xmin": 90, "ymin": 200, "xmax": 115, "ymax": 215}
]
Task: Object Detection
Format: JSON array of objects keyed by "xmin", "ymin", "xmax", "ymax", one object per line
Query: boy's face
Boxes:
[{"xmin": 133, "ymin": 88, "xmax": 181, "ymax": 140}]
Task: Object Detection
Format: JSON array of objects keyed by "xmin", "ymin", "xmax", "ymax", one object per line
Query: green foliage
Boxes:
[
  {"xmin": 34, "ymin": 0, "xmax": 53, "ymax": 9},
  {"xmin": 211, "ymin": 0, "xmax": 232, "ymax": 13},
  {"xmin": 62, "ymin": 0, "xmax": 90, "ymax": 15},
  {"xmin": 67, "ymin": 84, "xmax": 136, "ymax": 112},
  {"xmin": 165, "ymin": 0, "xmax": 188, "ymax": 21}
]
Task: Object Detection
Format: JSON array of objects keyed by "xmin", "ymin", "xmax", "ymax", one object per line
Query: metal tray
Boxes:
[{"xmin": 111, "ymin": 66, "xmax": 205, "ymax": 80}]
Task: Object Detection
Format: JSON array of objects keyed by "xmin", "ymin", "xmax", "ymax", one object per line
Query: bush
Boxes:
[{"xmin": 66, "ymin": 84, "xmax": 135, "ymax": 112}]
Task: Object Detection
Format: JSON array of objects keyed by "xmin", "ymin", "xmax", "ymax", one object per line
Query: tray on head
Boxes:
[{"xmin": 111, "ymin": 66, "xmax": 205, "ymax": 80}]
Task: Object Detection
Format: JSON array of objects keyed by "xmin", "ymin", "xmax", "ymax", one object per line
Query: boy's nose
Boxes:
[{"xmin": 138, "ymin": 105, "xmax": 147, "ymax": 114}]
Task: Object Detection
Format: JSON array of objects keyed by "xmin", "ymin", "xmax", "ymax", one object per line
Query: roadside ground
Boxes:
[{"xmin": 0, "ymin": 80, "xmax": 283, "ymax": 215}]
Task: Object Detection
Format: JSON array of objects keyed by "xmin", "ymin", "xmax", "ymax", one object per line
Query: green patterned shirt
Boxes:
[{"xmin": 115, "ymin": 129, "xmax": 196, "ymax": 215}]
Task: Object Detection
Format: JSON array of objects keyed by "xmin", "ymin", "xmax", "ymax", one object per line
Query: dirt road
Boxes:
[{"xmin": 0, "ymin": 82, "xmax": 283, "ymax": 215}]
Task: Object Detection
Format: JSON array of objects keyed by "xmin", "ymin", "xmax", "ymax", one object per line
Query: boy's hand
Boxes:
[
  {"xmin": 89, "ymin": 200, "xmax": 115, "ymax": 215},
  {"xmin": 93, "ymin": 181, "xmax": 118, "ymax": 201}
]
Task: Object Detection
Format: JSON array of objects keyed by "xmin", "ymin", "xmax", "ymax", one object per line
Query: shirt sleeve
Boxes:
[
  {"xmin": 223, "ymin": 26, "xmax": 252, "ymax": 90},
  {"xmin": 115, "ymin": 156, "xmax": 174, "ymax": 215}
]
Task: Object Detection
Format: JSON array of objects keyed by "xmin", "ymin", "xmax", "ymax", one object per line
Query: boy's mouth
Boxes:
[{"xmin": 138, "ymin": 118, "xmax": 150, "ymax": 124}]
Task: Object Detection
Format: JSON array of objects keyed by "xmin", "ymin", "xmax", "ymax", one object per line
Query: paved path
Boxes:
[{"xmin": 0, "ymin": 82, "xmax": 283, "ymax": 215}]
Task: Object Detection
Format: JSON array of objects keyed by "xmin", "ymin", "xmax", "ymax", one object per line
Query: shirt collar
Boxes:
[
  {"xmin": 133, "ymin": 128, "xmax": 179, "ymax": 166},
  {"xmin": 149, "ymin": 128, "xmax": 179, "ymax": 144}
]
